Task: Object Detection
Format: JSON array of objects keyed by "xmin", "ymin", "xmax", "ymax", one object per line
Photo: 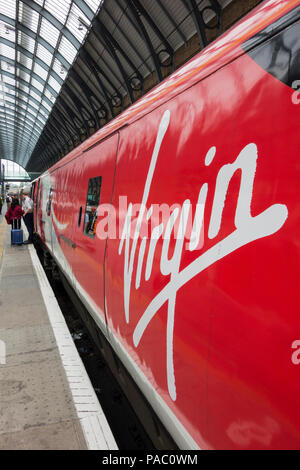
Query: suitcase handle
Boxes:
[{"xmin": 12, "ymin": 218, "xmax": 20, "ymax": 230}]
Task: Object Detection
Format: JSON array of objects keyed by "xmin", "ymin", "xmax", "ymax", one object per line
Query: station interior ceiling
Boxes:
[{"xmin": 0, "ymin": 0, "xmax": 263, "ymax": 175}]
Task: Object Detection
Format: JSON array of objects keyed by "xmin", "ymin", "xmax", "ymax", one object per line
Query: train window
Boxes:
[{"xmin": 83, "ymin": 176, "xmax": 102, "ymax": 238}]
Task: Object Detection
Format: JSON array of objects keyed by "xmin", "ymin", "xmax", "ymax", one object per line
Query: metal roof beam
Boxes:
[
  {"xmin": 130, "ymin": 0, "xmax": 174, "ymax": 60},
  {"xmin": 79, "ymin": 49, "xmax": 119, "ymax": 116},
  {"xmin": 102, "ymin": 3, "xmax": 152, "ymax": 76},
  {"xmin": 156, "ymin": 0, "xmax": 187, "ymax": 45},
  {"xmin": 184, "ymin": 0, "xmax": 208, "ymax": 48},
  {"xmin": 21, "ymin": 0, "xmax": 81, "ymax": 50},
  {"xmin": 0, "ymin": 106, "xmax": 45, "ymax": 130},
  {"xmin": 92, "ymin": 19, "xmax": 134, "ymax": 104},
  {"xmin": 52, "ymin": 106, "xmax": 78, "ymax": 147},
  {"xmin": 0, "ymin": 13, "xmax": 70, "ymax": 70},
  {"xmin": 63, "ymin": 82, "xmax": 93, "ymax": 136},
  {"xmin": 69, "ymin": 69, "xmax": 101, "ymax": 128},
  {"xmin": 57, "ymin": 96, "xmax": 86, "ymax": 142},
  {"xmin": 0, "ymin": 53, "xmax": 59, "ymax": 103},
  {"xmin": 126, "ymin": 0, "xmax": 163, "ymax": 82},
  {"xmin": 0, "ymin": 112, "xmax": 42, "ymax": 139}
]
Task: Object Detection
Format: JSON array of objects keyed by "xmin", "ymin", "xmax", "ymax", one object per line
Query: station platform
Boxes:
[{"xmin": 0, "ymin": 209, "xmax": 118, "ymax": 450}]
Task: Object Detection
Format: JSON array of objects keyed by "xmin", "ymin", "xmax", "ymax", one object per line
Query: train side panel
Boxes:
[
  {"xmin": 33, "ymin": 1, "xmax": 300, "ymax": 450},
  {"xmin": 43, "ymin": 135, "xmax": 119, "ymax": 338},
  {"xmin": 105, "ymin": 17, "xmax": 300, "ymax": 449},
  {"xmin": 50, "ymin": 163, "xmax": 79, "ymax": 283},
  {"xmin": 205, "ymin": 15, "xmax": 300, "ymax": 449},
  {"xmin": 67, "ymin": 134, "xmax": 119, "ymax": 331}
]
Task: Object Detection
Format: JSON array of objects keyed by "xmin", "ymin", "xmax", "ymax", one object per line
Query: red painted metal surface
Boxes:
[{"xmin": 33, "ymin": 1, "xmax": 300, "ymax": 449}]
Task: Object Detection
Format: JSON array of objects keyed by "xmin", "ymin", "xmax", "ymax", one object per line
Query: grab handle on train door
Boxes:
[{"xmin": 78, "ymin": 206, "xmax": 82, "ymax": 227}]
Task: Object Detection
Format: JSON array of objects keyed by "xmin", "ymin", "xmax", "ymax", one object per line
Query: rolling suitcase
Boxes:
[{"xmin": 11, "ymin": 219, "xmax": 23, "ymax": 245}]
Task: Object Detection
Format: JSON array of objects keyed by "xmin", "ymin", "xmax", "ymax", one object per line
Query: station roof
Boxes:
[{"xmin": 0, "ymin": 0, "xmax": 260, "ymax": 174}]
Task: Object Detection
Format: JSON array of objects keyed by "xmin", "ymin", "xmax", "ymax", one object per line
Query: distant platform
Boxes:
[{"xmin": 0, "ymin": 211, "xmax": 118, "ymax": 450}]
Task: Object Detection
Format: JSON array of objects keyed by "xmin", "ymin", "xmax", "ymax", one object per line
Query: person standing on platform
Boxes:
[
  {"xmin": 5, "ymin": 198, "xmax": 24, "ymax": 229},
  {"xmin": 22, "ymin": 190, "xmax": 34, "ymax": 244}
]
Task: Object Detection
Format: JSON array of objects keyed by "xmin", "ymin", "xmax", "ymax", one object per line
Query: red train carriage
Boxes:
[{"xmin": 31, "ymin": 0, "xmax": 300, "ymax": 449}]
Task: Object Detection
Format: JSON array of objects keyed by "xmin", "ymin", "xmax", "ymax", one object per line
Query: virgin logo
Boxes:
[{"xmin": 119, "ymin": 110, "xmax": 288, "ymax": 401}]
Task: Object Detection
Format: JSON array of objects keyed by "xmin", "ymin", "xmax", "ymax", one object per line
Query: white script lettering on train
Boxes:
[{"xmin": 119, "ymin": 110, "xmax": 288, "ymax": 401}]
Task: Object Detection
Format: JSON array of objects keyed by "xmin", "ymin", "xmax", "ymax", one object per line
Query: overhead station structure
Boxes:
[{"xmin": 0, "ymin": 0, "xmax": 262, "ymax": 174}]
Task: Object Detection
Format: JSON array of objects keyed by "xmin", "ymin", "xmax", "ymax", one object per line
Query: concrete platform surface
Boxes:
[{"xmin": 0, "ymin": 215, "xmax": 118, "ymax": 450}]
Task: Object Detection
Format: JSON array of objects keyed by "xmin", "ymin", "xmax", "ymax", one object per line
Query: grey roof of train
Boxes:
[{"xmin": 0, "ymin": 0, "xmax": 244, "ymax": 173}]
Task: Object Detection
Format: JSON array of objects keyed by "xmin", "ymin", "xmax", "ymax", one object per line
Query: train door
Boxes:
[
  {"xmin": 70, "ymin": 133, "xmax": 119, "ymax": 334},
  {"xmin": 39, "ymin": 173, "xmax": 52, "ymax": 248},
  {"xmin": 33, "ymin": 179, "xmax": 40, "ymax": 231},
  {"xmin": 36, "ymin": 177, "xmax": 44, "ymax": 241},
  {"xmin": 50, "ymin": 164, "xmax": 78, "ymax": 284}
]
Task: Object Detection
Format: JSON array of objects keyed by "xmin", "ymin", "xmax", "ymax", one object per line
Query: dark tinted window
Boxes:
[
  {"xmin": 83, "ymin": 176, "xmax": 102, "ymax": 238},
  {"xmin": 242, "ymin": 6, "xmax": 300, "ymax": 89}
]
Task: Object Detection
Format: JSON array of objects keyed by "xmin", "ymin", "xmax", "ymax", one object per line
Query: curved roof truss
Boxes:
[
  {"xmin": 0, "ymin": 0, "xmax": 104, "ymax": 167},
  {"xmin": 0, "ymin": 0, "xmax": 262, "ymax": 172}
]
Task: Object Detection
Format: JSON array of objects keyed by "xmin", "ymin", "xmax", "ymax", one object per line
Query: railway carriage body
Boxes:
[{"xmin": 32, "ymin": 0, "xmax": 300, "ymax": 449}]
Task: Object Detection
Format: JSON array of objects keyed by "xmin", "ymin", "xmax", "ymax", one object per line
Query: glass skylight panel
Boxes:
[
  {"xmin": 39, "ymin": 108, "xmax": 48, "ymax": 118},
  {"xmin": 66, "ymin": 4, "xmax": 90, "ymax": 42},
  {"xmin": 6, "ymin": 64, "xmax": 14, "ymax": 75},
  {"xmin": 18, "ymin": 31, "xmax": 35, "ymax": 54},
  {"xmin": 32, "ymin": 0, "xmax": 43, "ymax": 6},
  {"xmin": 0, "ymin": 22, "xmax": 16, "ymax": 42},
  {"xmin": 33, "ymin": 63, "xmax": 48, "ymax": 81},
  {"xmin": 44, "ymin": 89, "xmax": 52, "ymax": 101},
  {"xmin": 5, "ymin": 95, "xmax": 14, "ymax": 103},
  {"xmin": 36, "ymin": 43, "xmax": 53, "ymax": 65},
  {"xmin": 0, "ymin": 44, "xmax": 15, "ymax": 60},
  {"xmin": 58, "ymin": 36, "xmax": 77, "ymax": 64},
  {"xmin": 0, "ymin": 1, "xmax": 103, "ymax": 167},
  {"xmin": 34, "ymin": 119, "xmax": 44, "ymax": 129},
  {"xmin": 0, "ymin": 23, "xmax": 6, "ymax": 40},
  {"xmin": 48, "ymin": 76, "xmax": 61, "ymax": 93},
  {"xmin": 19, "ymin": 2, "xmax": 39, "ymax": 33},
  {"xmin": 1, "ymin": 60, "xmax": 10, "ymax": 71},
  {"xmin": 18, "ymin": 90, "xmax": 28, "ymax": 103},
  {"xmin": 44, "ymin": 0, "xmax": 71, "ymax": 25},
  {"xmin": 40, "ymin": 17, "xmax": 60, "ymax": 48},
  {"xmin": 17, "ymin": 52, "xmax": 33, "ymax": 71},
  {"xmin": 41, "ymin": 100, "xmax": 51, "ymax": 112},
  {"xmin": 19, "ymin": 69, "xmax": 30, "ymax": 82},
  {"xmin": 16, "ymin": 108, "xmax": 26, "ymax": 117},
  {"xmin": 31, "ymin": 78, "xmax": 44, "ymax": 93},
  {"xmin": 36, "ymin": 111, "xmax": 47, "ymax": 123},
  {"xmin": 52, "ymin": 58, "xmax": 66, "ymax": 78},
  {"xmin": 19, "ymin": 83, "xmax": 29, "ymax": 93},
  {"xmin": 3, "ymin": 76, "xmax": 15, "ymax": 86},
  {"xmin": 85, "ymin": 0, "xmax": 103, "ymax": 14},
  {"xmin": 0, "ymin": 0, "xmax": 16, "ymax": 19},
  {"xmin": 28, "ymin": 100, "xmax": 38, "ymax": 110},
  {"xmin": 29, "ymin": 89, "xmax": 40, "ymax": 101}
]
